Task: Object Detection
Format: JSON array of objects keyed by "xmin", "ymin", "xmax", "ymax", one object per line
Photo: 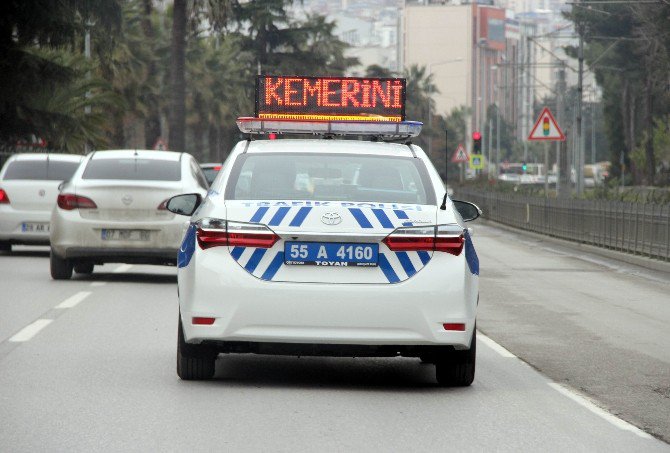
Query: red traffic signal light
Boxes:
[{"xmin": 472, "ymin": 131, "xmax": 482, "ymax": 153}]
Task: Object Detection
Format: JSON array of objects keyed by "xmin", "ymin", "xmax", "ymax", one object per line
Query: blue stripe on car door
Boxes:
[
  {"xmin": 244, "ymin": 248, "xmax": 267, "ymax": 272},
  {"xmin": 394, "ymin": 210, "xmax": 409, "ymax": 219},
  {"xmin": 230, "ymin": 246, "xmax": 245, "ymax": 261},
  {"xmin": 395, "ymin": 251, "xmax": 417, "ymax": 278},
  {"xmin": 417, "ymin": 251, "xmax": 431, "ymax": 265},
  {"xmin": 378, "ymin": 253, "xmax": 400, "ymax": 283},
  {"xmin": 261, "ymin": 251, "xmax": 285, "ymax": 281},
  {"xmin": 250, "ymin": 206, "xmax": 269, "ymax": 223},
  {"xmin": 268, "ymin": 207, "xmax": 291, "ymax": 226},
  {"xmin": 349, "ymin": 208, "xmax": 373, "ymax": 228},
  {"xmin": 371, "ymin": 209, "xmax": 394, "ymax": 228},
  {"xmin": 289, "ymin": 207, "xmax": 312, "ymax": 226}
]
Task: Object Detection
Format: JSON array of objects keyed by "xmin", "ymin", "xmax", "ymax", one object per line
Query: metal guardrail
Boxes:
[{"xmin": 456, "ymin": 188, "xmax": 670, "ymax": 262}]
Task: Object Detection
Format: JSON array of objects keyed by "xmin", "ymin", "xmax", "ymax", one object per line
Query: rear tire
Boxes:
[
  {"xmin": 435, "ymin": 330, "xmax": 476, "ymax": 387},
  {"xmin": 177, "ymin": 317, "xmax": 216, "ymax": 380},
  {"xmin": 50, "ymin": 249, "xmax": 73, "ymax": 280},
  {"xmin": 74, "ymin": 263, "xmax": 94, "ymax": 274},
  {"xmin": 0, "ymin": 242, "xmax": 11, "ymax": 253}
]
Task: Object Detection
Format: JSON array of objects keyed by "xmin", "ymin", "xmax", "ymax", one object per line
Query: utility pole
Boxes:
[
  {"xmin": 575, "ymin": 21, "xmax": 585, "ymax": 195},
  {"xmin": 557, "ymin": 66, "xmax": 568, "ymax": 197},
  {"xmin": 524, "ymin": 36, "xmax": 532, "ymax": 162},
  {"xmin": 496, "ymin": 84, "xmax": 500, "ymax": 178},
  {"xmin": 84, "ymin": 19, "xmax": 92, "ymax": 154}
]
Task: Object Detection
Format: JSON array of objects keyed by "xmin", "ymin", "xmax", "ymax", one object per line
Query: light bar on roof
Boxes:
[{"xmin": 236, "ymin": 117, "xmax": 423, "ymax": 138}]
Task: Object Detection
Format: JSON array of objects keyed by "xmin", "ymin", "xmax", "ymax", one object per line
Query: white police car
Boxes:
[{"xmin": 167, "ymin": 76, "xmax": 481, "ymax": 385}]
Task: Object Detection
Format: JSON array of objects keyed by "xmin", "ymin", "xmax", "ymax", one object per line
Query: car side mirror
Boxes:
[
  {"xmin": 452, "ymin": 200, "xmax": 482, "ymax": 222},
  {"xmin": 166, "ymin": 193, "xmax": 202, "ymax": 216}
]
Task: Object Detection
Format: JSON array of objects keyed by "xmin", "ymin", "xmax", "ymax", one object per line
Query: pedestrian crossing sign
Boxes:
[
  {"xmin": 470, "ymin": 154, "xmax": 484, "ymax": 170},
  {"xmin": 451, "ymin": 144, "xmax": 469, "ymax": 163}
]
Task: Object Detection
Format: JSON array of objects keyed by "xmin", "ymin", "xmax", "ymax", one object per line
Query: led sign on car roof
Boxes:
[{"xmin": 256, "ymin": 76, "xmax": 406, "ymax": 122}]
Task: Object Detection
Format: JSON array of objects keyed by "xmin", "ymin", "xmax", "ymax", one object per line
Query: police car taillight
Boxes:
[
  {"xmin": 196, "ymin": 219, "xmax": 279, "ymax": 250},
  {"xmin": 383, "ymin": 225, "xmax": 464, "ymax": 256}
]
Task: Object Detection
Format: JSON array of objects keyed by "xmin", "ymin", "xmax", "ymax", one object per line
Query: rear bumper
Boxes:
[
  {"xmin": 50, "ymin": 207, "xmax": 188, "ymax": 263},
  {"xmin": 62, "ymin": 247, "xmax": 177, "ymax": 264},
  {"xmin": 0, "ymin": 206, "xmax": 51, "ymax": 244},
  {"xmin": 179, "ymin": 247, "xmax": 478, "ymax": 349}
]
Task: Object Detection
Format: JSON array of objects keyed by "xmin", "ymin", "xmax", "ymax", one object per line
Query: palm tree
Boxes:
[{"xmin": 168, "ymin": 0, "xmax": 187, "ymax": 152}]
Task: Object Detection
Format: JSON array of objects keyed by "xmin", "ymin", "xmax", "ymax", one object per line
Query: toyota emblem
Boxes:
[
  {"xmin": 121, "ymin": 194, "xmax": 133, "ymax": 206},
  {"xmin": 321, "ymin": 212, "xmax": 342, "ymax": 225},
  {"xmin": 38, "ymin": 189, "xmax": 46, "ymax": 197}
]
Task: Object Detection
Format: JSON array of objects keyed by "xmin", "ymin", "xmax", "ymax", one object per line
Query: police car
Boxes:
[{"xmin": 167, "ymin": 76, "xmax": 481, "ymax": 386}]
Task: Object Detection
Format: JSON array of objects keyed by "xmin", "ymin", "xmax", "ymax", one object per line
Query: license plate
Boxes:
[
  {"xmin": 284, "ymin": 242, "xmax": 378, "ymax": 267},
  {"xmin": 22, "ymin": 222, "xmax": 49, "ymax": 233},
  {"xmin": 101, "ymin": 229, "xmax": 150, "ymax": 241}
]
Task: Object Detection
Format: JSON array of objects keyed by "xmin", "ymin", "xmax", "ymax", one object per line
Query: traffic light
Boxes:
[
  {"xmin": 522, "ymin": 161, "xmax": 527, "ymax": 173},
  {"xmin": 472, "ymin": 131, "xmax": 482, "ymax": 154}
]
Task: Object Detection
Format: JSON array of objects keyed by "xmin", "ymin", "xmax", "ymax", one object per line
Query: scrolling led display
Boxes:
[{"xmin": 256, "ymin": 76, "xmax": 406, "ymax": 122}]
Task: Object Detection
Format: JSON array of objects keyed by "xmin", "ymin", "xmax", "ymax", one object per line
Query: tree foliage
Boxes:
[
  {"xmin": 566, "ymin": 1, "xmax": 670, "ymax": 184},
  {"xmin": 0, "ymin": 0, "xmax": 123, "ymax": 151}
]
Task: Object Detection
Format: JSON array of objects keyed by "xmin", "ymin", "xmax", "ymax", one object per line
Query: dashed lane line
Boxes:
[
  {"xmin": 55, "ymin": 291, "xmax": 91, "ymax": 309},
  {"xmin": 7, "ymin": 319, "xmax": 53, "ymax": 343},
  {"xmin": 90, "ymin": 281, "xmax": 106, "ymax": 287}
]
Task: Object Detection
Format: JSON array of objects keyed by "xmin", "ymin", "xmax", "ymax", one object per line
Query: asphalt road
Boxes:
[{"xmin": 0, "ymin": 238, "xmax": 668, "ymax": 452}]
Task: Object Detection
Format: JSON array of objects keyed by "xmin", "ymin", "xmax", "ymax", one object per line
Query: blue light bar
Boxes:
[{"xmin": 236, "ymin": 117, "xmax": 423, "ymax": 138}]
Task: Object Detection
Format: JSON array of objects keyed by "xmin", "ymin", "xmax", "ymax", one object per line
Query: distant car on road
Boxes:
[
  {"xmin": 0, "ymin": 153, "xmax": 83, "ymax": 252},
  {"xmin": 49, "ymin": 150, "xmax": 208, "ymax": 279},
  {"xmin": 199, "ymin": 163, "xmax": 222, "ymax": 186}
]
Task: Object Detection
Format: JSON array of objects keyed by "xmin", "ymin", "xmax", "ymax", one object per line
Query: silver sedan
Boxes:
[{"xmin": 49, "ymin": 149, "xmax": 208, "ymax": 279}]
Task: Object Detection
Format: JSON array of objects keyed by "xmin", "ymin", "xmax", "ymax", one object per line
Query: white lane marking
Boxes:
[
  {"xmin": 477, "ymin": 332, "xmax": 516, "ymax": 358},
  {"xmin": 548, "ymin": 383, "xmax": 653, "ymax": 439},
  {"xmin": 113, "ymin": 264, "xmax": 133, "ymax": 273},
  {"xmin": 55, "ymin": 291, "xmax": 91, "ymax": 309},
  {"xmin": 8, "ymin": 319, "xmax": 53, "ymax": 343},
  {"xmin": 90, "ymin": 281, "xmax": 106, "ymax": 287}
]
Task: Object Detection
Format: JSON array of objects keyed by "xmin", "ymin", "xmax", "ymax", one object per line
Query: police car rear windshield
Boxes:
[{"xmin": 225, "ymin": 153, "xmax": 434, "ymax": 205}]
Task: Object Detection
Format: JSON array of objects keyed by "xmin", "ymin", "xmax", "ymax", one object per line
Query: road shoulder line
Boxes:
[
  {"xmin": 477, "ymin": 332, "xmax": 516, "ymax": 358},
  {"xmin": 548, "ymin": 382, "xmax": 653, "ymax": 440}
]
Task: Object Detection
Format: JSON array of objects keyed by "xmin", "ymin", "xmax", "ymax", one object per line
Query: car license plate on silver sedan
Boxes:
[
  {"xmin": 22, "ymin": 222, "xmax": 50, "ymax": 233},
  {"xmin": 101, "ymin": 229, "xmax": 150, "ymax": 241}
]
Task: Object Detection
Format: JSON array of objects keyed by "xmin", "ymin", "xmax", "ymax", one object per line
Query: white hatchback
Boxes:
[
  {"xmin": 168, "ymin": 138, "xmax": 481, "ymax": 386},
  {"xmin": 0, "ymin": 153, "xmax": 83, "ymax": 252},
  {"xmin": 49, "ymin": 150, "xmax": 208, "ymax": 279}
]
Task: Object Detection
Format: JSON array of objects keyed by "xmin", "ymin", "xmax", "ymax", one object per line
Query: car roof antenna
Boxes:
[{"xmin": 439, "ymin": 192, "xmax": 448, "ymax": 210}]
